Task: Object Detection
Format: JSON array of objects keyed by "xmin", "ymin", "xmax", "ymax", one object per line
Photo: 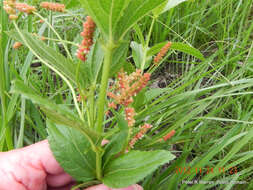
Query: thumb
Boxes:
[{"xmin": 85, "ymin": 184, "xmax": 143, "ymax": 190}]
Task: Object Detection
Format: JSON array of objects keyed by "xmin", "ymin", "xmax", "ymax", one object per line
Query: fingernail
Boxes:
[
  {"xmin": 133, "ymin": 184, "xmax": 143, "ymax": 190},
  {"xmin": 101, "ymin": 139, "xmax": 110, "ymax": 146}
]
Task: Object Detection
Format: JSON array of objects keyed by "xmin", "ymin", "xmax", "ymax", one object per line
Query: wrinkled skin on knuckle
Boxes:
[{"xmin": 0, "ymin": 150, "xmax": 46, "ymax": 190}]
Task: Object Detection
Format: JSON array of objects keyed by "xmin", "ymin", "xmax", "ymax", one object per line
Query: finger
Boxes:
[
  {"xmin": 85, "ymin": 184, "xmax": 110, "ymax": 190},
  {"xmin": 111, "ymin": 184, "xmax": 143, "ymax": 190},
  {"xmin": 21, "ymin": 140, "xmax": 64, "ymax": 175},
  {"xmin": 0, "ymin": 151, "xmax": 47, "ymax": 190},
  {"xmin": 84, "ymin": 184, "xmax": 143, "ymax": 190},
  {"xmin": 47, "ymin": 172, "xmax": 73, "ymax": 187},
  {"xmin": 0, "ymin": 172, "xmax": 27, "ymax": 190},
  {"xmin": 101, "ymin": 139, "xmax": 109, "ymax": 146},
  {"xmin": 48, "ymin": 182, "xmax": 76, "ymax": 190}
]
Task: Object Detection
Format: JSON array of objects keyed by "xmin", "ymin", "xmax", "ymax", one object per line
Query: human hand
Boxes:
[{"xmin": 0, "ymin": 140, "xmax": 142, "ymax": 190}]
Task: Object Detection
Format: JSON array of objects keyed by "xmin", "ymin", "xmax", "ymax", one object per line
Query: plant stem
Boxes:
[
  {"xmin": 96, "ymin": 150, "xmax": 102, "ymax": 180},
  {"xmin": 96, "ymin": 43, "xmax": 115, "ymax": 133},
  {"xmin": 89, "ymin": 84, "xmax": 95, "ymax": 128},
  {"xmin": 140, "ymin": 17, "xmax": 156, "ymax": 71}
]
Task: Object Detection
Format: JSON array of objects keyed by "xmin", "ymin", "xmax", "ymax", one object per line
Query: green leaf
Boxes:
[
  {"xmin": 6, "ymin": 30, "xmax": 87, "ymax": 88},
  {"xmin": 131, "ymin": 41, "xmax": 144, "ymax": 68},
  {"xmin": 102, "ymin": 131, "xmax": 128, "ymax": 168},
  {"xmin": 153, "ymin": 0, "xmax": 188, "ymax": 16},
  {"xmin": 47, "ymin": 120, "xmax": 97, "ymax": 182},
  {"xmin": 103, "ymin": 150, "xmax": 175, "ymax": 188},
  {"xmin": 133, "ymin": 88, "xmax": 147, "ymax": 111},
  {"xmin": 130, "ymin": 41, "xmax": 152, "ymax": 69},
  {"xmin": 110, "ymin": 41, "xmax": 129, "ymax": 76},
  {"xmin": 115, "ymin": 112, "xmax": 129, "ymax": 131},
  {"xmin": 86, "ymin": 38, "xmax": 104, "ymax": 83},
  {"xmin": 145, "ymin": 88, "xmax": 171, "ymax": 103},
  {"xmin": 171, "ymin": 42, "xmax": 205, "ymax": 61},
  {"xmin": 148, "ymin": 41, "xmax": 205, "ymax": 61},
  {"xmin": 79, "ymin": 0, "xmax": 168, "ymax": 41},
  {"xmin": 10, "ymin": 80, "xmax": 98, "ymax": 140},
  {"xmin": 62, "ymin": 0, "xmax": 80, "ymax": 8},
  {"xmin": 123, "ymin": 61, "xmax": 135, "ymax": 74},
  {"xmin": 102, "ymin": 113, "xmax": 129, "ymax": 168}
]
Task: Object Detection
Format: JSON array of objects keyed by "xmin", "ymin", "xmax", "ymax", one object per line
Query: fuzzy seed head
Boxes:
[
  {"xmin": 76, "ymin": 16, "xmax": 96, "ymax": 62},
  {"xmin": 154, "ymin": 42, "xmax": 172, "ymax": 64},
  {"xmin": 15, "ymin": 3, "xmax": 36, "ymax": 14},
  {"xmin": 162, "ymin": 130, "xmax": 176, "ymax": 141},
  {"xmin": 129, "ymin": 123, "xmax": 152, "ymax": 148},
  {"xmin": 40, "ymin": 2, "xmax": 65, "ymax": 12},
  {"xmin": 13, "ymin": 42, "xmax": 22, "ymax": 49}
]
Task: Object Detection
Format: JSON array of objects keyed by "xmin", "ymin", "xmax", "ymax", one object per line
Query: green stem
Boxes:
[
  {"xmin": 16, "ymin": 98, "xmax": 25, "ymax": 148},
  {"xmin": 96, "ymin": 150, "xmax": 102, "ymax": 180},
  {"xmin": 89, "ymin": 84, "xmax": 95, "ymax": 128},
  {"xmin": 140, "ymin": 17, "xmax": 156, "ymax": 71},
  {"xmin": 96, "ymin": 43, "xmax": 115, "ymax": 133}
]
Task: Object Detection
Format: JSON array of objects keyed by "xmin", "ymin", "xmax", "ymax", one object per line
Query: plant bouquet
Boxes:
[{"xmin": 3, "ymin": 0, "xmax": 204, "ymax": 188}]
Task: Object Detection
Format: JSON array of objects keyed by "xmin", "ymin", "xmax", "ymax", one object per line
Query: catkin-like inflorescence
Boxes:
[
  {"xmin": 107, "ymin": 69, "xmax": 150, "ymax": 127},
  {"xmin": 125, "ymin": 107, "xmax": 136, "ymax": 127},
  {"xmin": 160, "ymin": 130, "xmax": 176, "ymax": 142},
  {"xmin": 3, "ymin": 0, "xmax": 17, "ymax": 20},
  {"xmin": 107, "ymin": 69, "xmax": 151, "ymax": 107},
  {"xmin": 108, "ymin": 102, "xmax": 117, "ymax": 109},
  {"xmin": 76, "ymin": 16, "xmax": 96, "ymax": 61},
  {"xmin": 40, "ymin": 2, "xmax": 65, "ymax": 12},
  {"xmin": 4, "ymin": 0, "xmax": 36, "ymax": 19},
  {"xmin": 154, "ymin": 41, "xmax": 172, "ymax": 64},
  {"xmin": 15, "ymin": 2, "xmax": 36, "ymax": 14},
  {"xmin": 13, "ymin": 42, "xmax": 22, "ymax": 49},
  {"xmin": 129, "ymin": 124, "xmax": 152, "ymax": 148}
]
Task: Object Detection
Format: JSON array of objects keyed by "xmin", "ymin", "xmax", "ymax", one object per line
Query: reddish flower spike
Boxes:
[
  {"xmin": 76, "ymin": 16, "xmax": 96, "ymax": 62},
  {"xmin": 154, "ymin": 42, "xmax": 172, "ymax": 64},
  {"xmin": 125, "ymin": 107, "xmax": 136, "ymax": 127},
  {"xmin": 129, "ymin": 124, "xmax": 152, "ymax": 148},
  {"xmin": 162, "ymin": 130, "xmax": 176, "ymax": 141},
  {"xmin": 107, "ymin": 69, "xmax": 151, "ymax": 108},
  {"xmin": 40, "ymin": 2, "xmax": 65, "ymax": 12},
  {"xmin": 15, "ymin": 3, "xmax": 36, "ymax": 14},
  {"xmin": 13, "ymin": 42, "xmax": 22, "ymax": 49}
]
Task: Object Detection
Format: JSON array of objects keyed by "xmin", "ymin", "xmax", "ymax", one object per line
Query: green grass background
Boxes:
[{"xmin": 0, "ymin": 0, "xmax": 253, "ymax": 189}]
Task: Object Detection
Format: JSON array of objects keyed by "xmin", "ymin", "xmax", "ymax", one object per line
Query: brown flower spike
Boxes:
[
  {"xmin": 15, "ymin": 3, "xmax": 36, "ymax": 14},
  {"xmin": 107, "ymin": 69, "xmax": 150, "ymax": 128},
  {"xmin": 129, "ymin": 124, "xmax": 152, "ymax": 148},
  {"xmin": 125, "ymin": 107, "xmax": 136, "ymax": 127},
  {"xmin": 154, "ymin": 41, "xmax": 172, "ymax": 64},
  {"xmin": 160, "ymin": 130, "xmax": 176, "ymax": 142},
  {"xmin": 3, "ymin": 0, "xmax": 17, "ymax": 20},
  {"xmin": 76, "ymin": 16, "xmax": 96, "ymax": 61},
  {"xmin": 13, "ymin": 42, "xmax": 22, "ymax": 49},
  {"xmin": 4, "ymin": 1, "xmax": 36, "ymax": 19},
  {"xmin": 40, "ymin": 2, "xmax": 65, "ymax": 12},
  {"xmin": 107, "ymin": 69, "xmax": 151, "ymax": 107}
]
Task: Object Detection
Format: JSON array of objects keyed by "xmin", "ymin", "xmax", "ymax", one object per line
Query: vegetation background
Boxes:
[{"xmin": 0, "ymin": 0, "xmax": 252, "ymax": 189}]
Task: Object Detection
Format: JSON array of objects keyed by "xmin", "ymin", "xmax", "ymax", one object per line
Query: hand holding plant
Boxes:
[
  {"xmin": 0, "ymin": 140, "xmax": 142, "ymax": 190},
  {"xmin": 3, "ymin": 0, "xmax": 196, "ymax": 188}
]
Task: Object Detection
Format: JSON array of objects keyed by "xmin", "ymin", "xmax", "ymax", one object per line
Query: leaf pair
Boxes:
[
  {"xmin": 47, "ymin": 117, "xmax": 176, "ymax": 188},
  {"xmin": 79, "ymin": 0, "xmax": 170, "ymax": 41},
  {"xmin": 9, "ymin": 79, "xmax": 176, "ymax": 188}
]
